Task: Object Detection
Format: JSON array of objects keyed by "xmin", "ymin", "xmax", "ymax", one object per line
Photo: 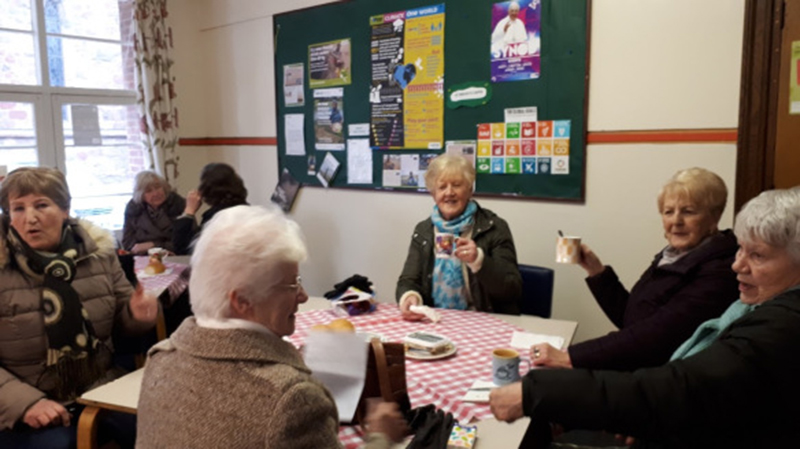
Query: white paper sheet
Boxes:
[
  {"xmin": 509, "ymin": 331, "xmax": 565, "ymax": 350},
  {"xmin": 504, "ymin": 106, "xmax": 538, "ymax": 123},
  {"xmin": 304, "ymin": 331, "xmax": 368, "ymax": 423},
  {"xmin": 348, "ymin": 123, "xmax": 370, "ymax": 136},
  {"xmin": 316, "ymin": 152, "xmax": 341, "ymax": 187},
  {"xmin": 462, "ymin": 380, "xmax": 496, "ymax": 403},
  {"xmin": 347, "ymin": 139, "xmax": 372, "ymax": 184},
  {"xmin": 284, "ymin": 114, "xmax": 306, "ymax": 155}
]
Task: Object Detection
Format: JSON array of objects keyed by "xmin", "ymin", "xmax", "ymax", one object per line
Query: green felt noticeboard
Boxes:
[{"xmin": 274, "ymin": 0, "xmax": 588, "ymax": 201}]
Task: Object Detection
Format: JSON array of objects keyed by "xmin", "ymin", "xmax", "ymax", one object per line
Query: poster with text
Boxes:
[
  {"xmin": 309, "ymin": 39, "xmax": 351, "ymax": 88},
  {"xmin": 283, "ymin": 63, "xmax": 305, "ymax": 107},
  {"xmin": 369, "ymin": 5, "xmax": 445, "ymax": 150},
  {"xmin": 490, "ymin": 0, "xmax": 541, "ymax": 83},
  {"xmin": 314, "ymin": 88, "xmax": 345, "ymax": 150}
]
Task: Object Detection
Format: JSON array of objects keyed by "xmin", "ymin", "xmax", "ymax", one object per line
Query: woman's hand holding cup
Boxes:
[
  {"xmin": 578, "ymin": 243, "xmax": 605, "ymax": 277},
  {"xmin": 454, "ymin": 237, "xmax": 478, "ymax": 264}
]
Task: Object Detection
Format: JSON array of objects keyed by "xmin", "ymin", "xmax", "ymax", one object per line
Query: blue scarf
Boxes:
[
  {"xmin": 670, "ymin": 300, "xmax": 756, "ymax": 361},
  {"xmin": 431, "ymin": 201, "xmax": 477, "ymax": 310}
]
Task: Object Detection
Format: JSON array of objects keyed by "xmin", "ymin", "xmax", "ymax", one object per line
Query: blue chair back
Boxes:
[{"xmin": 518, "ymin": 264, "xmax": 554, "ymax": 318}]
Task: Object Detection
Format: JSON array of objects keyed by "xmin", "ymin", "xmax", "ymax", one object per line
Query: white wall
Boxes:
[{"xmin": 169, "ymin": 0, "xmax": 744, "ymax": 342}]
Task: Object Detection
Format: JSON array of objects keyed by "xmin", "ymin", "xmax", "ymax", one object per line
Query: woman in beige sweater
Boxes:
[{"xmin": 137, "ymin": 205, "xmax": 406, "ymax": 448}]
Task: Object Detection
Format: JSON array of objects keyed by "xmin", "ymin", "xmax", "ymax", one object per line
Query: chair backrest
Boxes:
[{"xmin": 518, "ymin": 264, "xmax": 554, "ymax": 318}]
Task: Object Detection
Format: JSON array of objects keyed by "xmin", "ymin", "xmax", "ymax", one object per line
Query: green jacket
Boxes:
[{"xmin": 396, "ymin": 204, "xmax": 522, "ymax": 314}]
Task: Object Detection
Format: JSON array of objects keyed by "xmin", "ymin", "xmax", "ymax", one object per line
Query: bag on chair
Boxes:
[{"xmin": 352, "ymin": 339, "xmax": 411, "ymax": 425}]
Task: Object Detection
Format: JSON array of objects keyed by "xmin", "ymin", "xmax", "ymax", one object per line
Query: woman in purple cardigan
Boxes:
[{"xmin": 533, "ymin": 168, "xmax": 739, "ymax": 371}]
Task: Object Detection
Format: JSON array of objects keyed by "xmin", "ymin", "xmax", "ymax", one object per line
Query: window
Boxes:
[{"xmin": 0, "ymin": 0, "xmax": 145, "ymax": 230}]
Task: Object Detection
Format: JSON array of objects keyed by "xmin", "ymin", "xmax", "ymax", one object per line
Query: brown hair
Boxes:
[{"xmin": 0, "ymin": 167, "xmax": 71, "ymax": 213}]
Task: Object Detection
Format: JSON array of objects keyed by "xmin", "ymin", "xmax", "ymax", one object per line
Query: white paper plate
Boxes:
[
  {"xmin": 357, "ymin": 332, "xmax": 386, "ymax": 343},
  {"xmin": 405, "ymin": 343, "xmax": 457, "ymax": 361},
  {"xmin": 136, "ymin": 267, "xmax": 173, "ymax": 279}
]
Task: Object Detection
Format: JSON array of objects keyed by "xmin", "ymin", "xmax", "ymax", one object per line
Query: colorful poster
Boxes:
[
  {"xmin": 314, "ymin": 88, "xmax": 345, "ymax": 151},
  {"xmin": 308, "ymin": 39, "xmax": 351, "ymax": 88},
  {"xmin": 370, "ymin": 5, "xmax": 445, "ymax": 150},
  {"xmin": 791, "ymin": 41, "xmax": 800, "ymax": 115},
  {"xmin": 381, "ymin": 153, "xmax": 436, "ymax": 188},
  {"xmin": 283, "ymin": 63, "xmax": 305, "ymax": 107},
  {"xmin": 476, "ymin": 120, "xmax": 570, "ymax": 175},
  {"xmin": 490, "ymin": 0, "xmax": 541, "ymax": 83}
]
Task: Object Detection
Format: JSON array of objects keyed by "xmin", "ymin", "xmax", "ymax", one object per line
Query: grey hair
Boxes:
[
  {"xmin": 189, "ymin": 205, "xmax": 308, "ymax": 320},
  {"xmin": 424, "ymin": 154, "xmax": 476, "ymax": 193},
  {"xmin": 132, "ymin": 171, "xmax": 171, "ymax": 204},
  {"xmin": 734, "ymin": 187, "xmax": 800, "ymax": 263},
  {"xmin": 657, "ymin": 167, "xmax": 728, "ymax": 222}
]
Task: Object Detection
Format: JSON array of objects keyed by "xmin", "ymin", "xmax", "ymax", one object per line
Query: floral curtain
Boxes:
[{"xmin": 133, "ymin": 0, "xmax": 180, "ymax": 186}]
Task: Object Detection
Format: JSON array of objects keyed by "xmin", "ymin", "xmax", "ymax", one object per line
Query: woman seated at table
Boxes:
[
  {"xmin": 532, "ymin": 168, "xmax": 738, "ymax": 371},
  {"xmin": 172, "ymin": 162, "xmax": 248, "ymax": 255},
  {"xmin": 490, "ymin": 187, "xmax": 800, "ymax": 447},
  {"xmin": 0, "ymin": 167, "xmax": 157, "ymax": 449},
  {"xmin": 122, "ymin": 170, "xmax": 185, "ymax": 254},
  {"xmin": 137, "ymin": 205, "xmax": 406, "ymax": 448},
  {"xmin": 396, "ymin": 154, "xmax": 522, "ymax": 318}
]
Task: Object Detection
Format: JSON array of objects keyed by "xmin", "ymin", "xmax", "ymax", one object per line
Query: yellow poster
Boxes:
[{"xmin": 370, "ymin": 5, "xmax": 444, "ymax": 149}]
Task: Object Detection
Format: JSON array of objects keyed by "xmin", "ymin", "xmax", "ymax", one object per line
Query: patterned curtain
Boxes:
[{"xmin": 133, "ymin": 0, "xmax": 180, "ymax": 186}]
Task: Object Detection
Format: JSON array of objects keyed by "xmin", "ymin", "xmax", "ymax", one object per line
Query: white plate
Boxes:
[
  {"xmin": 405, "ymin": 343, "xmax": 457, "ymax": 361},
  {"xmin": 136, "ymin": 267, "xmax": 174, "ymax": 279},
  {"xmin": 357, "ymin": 332, "xmax": 386, "ymax": 343}
]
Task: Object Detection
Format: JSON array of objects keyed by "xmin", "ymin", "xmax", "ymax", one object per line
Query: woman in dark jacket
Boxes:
[
  {"xmin": 122, "ymin": 171, "xmax": 185, "ymax": 254},
  {"xmin": 396, "ymin": 154, "xmax": 522, "ymax": 317},
  {"xmin": 490, "ymin": 187, "xmax": 800, "ymax": 449},
  {"xmin": 172, "ymin": 163, "xmax": 248, "ymax": 255},
  {"xmin": 532, "ymin": 168, "xmax": 739, "ymax": 371}
]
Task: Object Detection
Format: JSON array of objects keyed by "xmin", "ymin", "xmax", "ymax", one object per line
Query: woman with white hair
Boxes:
[
  {"xmin": 137, "ymin": 205, "xmax": 406, "ymax": 448},
  {"xmin": 122, "ymin": 171, "xmax": 185, "ymax": 254},
  {"xmin": 490, "ymin": 187, "xmax": 800, "ymax": 448},
  {"xmin": 396, "ymin": 154, "xmax": 522, "ymax": 318}
]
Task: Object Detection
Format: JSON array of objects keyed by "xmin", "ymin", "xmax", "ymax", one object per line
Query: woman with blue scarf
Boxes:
[{"xmin": 396, "ymin": 155, "xmax": 522, "ymax": 318}]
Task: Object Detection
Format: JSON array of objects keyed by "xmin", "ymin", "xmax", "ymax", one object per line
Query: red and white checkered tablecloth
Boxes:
[
  {"xmin": 291, "ymin": 303, "xmax": 528, "ymax": 449},
  {"xmin": 134, "ymin": 256, "xmax": 189, "ymax": 305}
]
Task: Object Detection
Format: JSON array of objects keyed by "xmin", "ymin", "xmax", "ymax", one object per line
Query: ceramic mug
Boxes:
[
  {"xmin": 492, "ymin": 348, "xmax": 530, "ymax": 385},
  {"xmin": 435, "ymin": 233, "xmax": 456, "ymax": 258},
  {"xmin": 556, "ymin": 236, "xmax": 581, "ymax": 264}
]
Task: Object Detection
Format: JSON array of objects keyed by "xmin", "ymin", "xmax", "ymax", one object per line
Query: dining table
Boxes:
[
  {"xmin": 134, "ymin": 255, "xmax": 190, "ymax": 340},
  {"xmin": 75, "ymin": 296, "xmax": 577, "ymax": 449},
  {"xmin": 294, "ymin": 297, "xmax": 578, "ymax": 448}
]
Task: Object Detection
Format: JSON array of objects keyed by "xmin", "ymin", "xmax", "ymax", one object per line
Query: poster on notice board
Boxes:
[{"xmin": 369, "ymin": 5, "xmax": 445, "ymax": 150}]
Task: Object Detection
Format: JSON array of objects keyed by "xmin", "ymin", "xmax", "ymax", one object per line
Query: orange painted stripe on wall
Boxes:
[
  {"xmin": 179, "ymin": 137, "xmax": 277, "ymax": 146},
  {"xmin": 178, "ymin": 129, "xmax": 738, "ymax": 147},
  {"xmin": 587, "ymin": 129, "xmax": 738, "ymax": 144}
]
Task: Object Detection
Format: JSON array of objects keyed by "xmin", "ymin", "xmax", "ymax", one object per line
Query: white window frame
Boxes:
[{"xmin": 0, "ymin": 0, "xmax": 138, "ymax": 174}]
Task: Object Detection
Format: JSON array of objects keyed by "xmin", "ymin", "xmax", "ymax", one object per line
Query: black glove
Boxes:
[{"xmin": 323, "ymin": 274, "xmax": 374, "ymax": 298}]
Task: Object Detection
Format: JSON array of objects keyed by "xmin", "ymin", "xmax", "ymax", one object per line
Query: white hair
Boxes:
[
  {"xmin": 189, "ymin": 205, "xmax": 308, "ymax": 320},
  {"xmin": 734, "ymin": 187, "xmax": 800, "ymax": 263}
]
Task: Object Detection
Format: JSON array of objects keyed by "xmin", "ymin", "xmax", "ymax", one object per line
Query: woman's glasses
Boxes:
[{"xmin": 275, "ymin": 275, "xmax": 304, "ymax": 295}]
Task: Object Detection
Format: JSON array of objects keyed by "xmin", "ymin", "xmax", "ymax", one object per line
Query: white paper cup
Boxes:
[{"xmin": 556, "ymin": 236, "xmax": 581, "ymax": 264}]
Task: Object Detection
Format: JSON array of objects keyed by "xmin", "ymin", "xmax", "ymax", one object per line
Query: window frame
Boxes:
[{"xmin": 0, "ymin": 0, "xmax": 141, "ymax": 229}]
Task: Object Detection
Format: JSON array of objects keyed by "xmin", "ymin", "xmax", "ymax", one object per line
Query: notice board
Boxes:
[{"xmin": 274, "ymin": 0, "xmax": 589, "ymax": 201}]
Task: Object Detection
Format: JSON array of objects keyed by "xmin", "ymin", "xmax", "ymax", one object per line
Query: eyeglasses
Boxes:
[{"xmin": 275, "ymin": 275, "xmax": 304, "ymax": 294}]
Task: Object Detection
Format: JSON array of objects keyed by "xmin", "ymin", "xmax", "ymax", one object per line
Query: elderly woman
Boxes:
[
  {"xmin": 0, "ymin": 168, "xmax": 156, "ymax": 448},
  {"xmin": 490, "ymin": 187, "xmax": 800, "ymax": 448},
  {"xmin": 137, "ymin": 205, "xmax": 406, "ymax": 448},
  {"xmin": 122, "ymin": 171, "xmax": 185, "ymax": 254},
  {"xmin": 172, "ymin": 162, "xmax": 248, "ymax": 255},
  {"xmin": 532, "ymin": 168, "xmax": 738, "ymax": 371},
  {"xmin": 396, "ymin": 154, "xmax": 522, "ymax": 317}
]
